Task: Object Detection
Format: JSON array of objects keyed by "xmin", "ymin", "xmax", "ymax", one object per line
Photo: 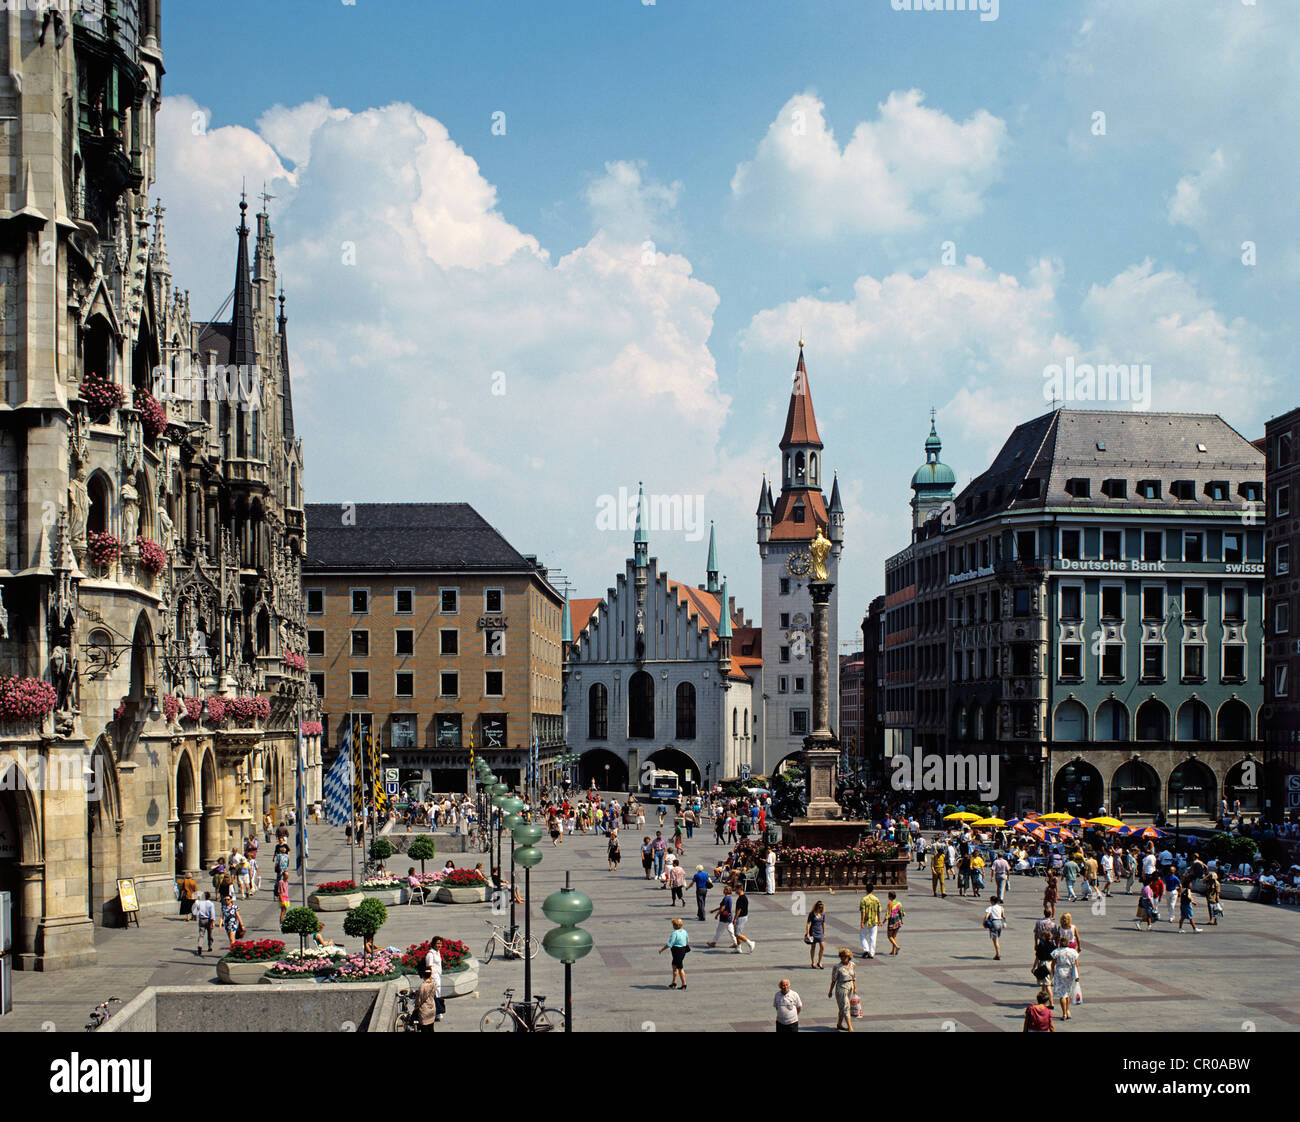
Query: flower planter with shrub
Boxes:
[
  {"xmin": 217, "ymin": 938, "xmax": 285, "ymax": 985},
  {"xmin": 308, "ymin": 880, "xmax": 364, "ymax": 911},
  {"xmin": 400, "ymin": 938, "xmax": 477, "ymax": 997},
  {"xmin": 436, "ymin": 868, "xmax": 489, "ymax": 904},
  {"xmin": 262, "ymin": 947, "xmax": 346, "ymax": 983}
]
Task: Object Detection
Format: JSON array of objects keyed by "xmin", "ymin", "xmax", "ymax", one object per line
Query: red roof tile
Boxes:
[
  {"xmin": 770, "ymin": 488, "xmax": 829, "ymax": 540},
  {"xmin": 780, "ymin": 348, "xmax": 823, "ymax": 449},
  {"xmin": 570, "ymin": 598, "xmax": 602, "ymax": 639}
]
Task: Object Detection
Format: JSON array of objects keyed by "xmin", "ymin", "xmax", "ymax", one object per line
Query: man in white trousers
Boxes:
[
  {"xmin": 764, "ymin": 847, "xmax": 777, "ymax": 894},
  {"xmin": 858, "ymin": 882, "xmax": 882, "ymax": 959}
]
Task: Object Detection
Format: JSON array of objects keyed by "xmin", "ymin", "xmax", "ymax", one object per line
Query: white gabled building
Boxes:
[{"xmin": 564, "ymin": 490, "xmax": 761, "ymax": 792}]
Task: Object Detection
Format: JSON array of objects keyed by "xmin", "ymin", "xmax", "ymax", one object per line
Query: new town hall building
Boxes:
[
  {"xmin": 886, "ymin": 408, "xmax": 1269, "ymax": 822},
  {"xmin": 0, "ymin": 2, "xmax": 317, "ymax": 970},
  {"xmin": 563, "ymin": 347, "xmax": 843, "ymax": 792}
]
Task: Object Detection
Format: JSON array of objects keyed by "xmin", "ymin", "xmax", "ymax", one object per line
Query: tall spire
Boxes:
[
  {"xmin": 231, "ymin": 193, "xmax": 256, "ymax": 369},
  {"xmin": 717, "ymin": 574, "xmax": 732, "ymax": 639},
  {"xmin": 706, "ymin": 521, "xmax": 719, "ymax": 594},
  {"xmin": 633, "ymin": 481, "xmax": 648, "ymax": 568},
  {"xmin": 150, "ymin": 199, "xmax": 170, "ymax": 276},
  {"xmin": 278, "ymin": 288, "xmax": 295, "ymax": 445},
  {"xmin": 780, "ymin": 342, "xmax": 823, "ymax": 451}
]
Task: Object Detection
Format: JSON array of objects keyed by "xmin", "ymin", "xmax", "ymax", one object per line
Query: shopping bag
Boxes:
[
  {"xmin": 850, "ymin": 994, "xmax": 862, "ymax": 1018},
  {"xmin": 1072, "ymin": 980, "xmax": 1083, "ymax": 1005}
]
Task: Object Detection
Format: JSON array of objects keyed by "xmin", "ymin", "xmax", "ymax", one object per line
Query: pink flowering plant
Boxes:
[
  {"xmin": 162, "ymin": 695, "xmax": 181, "ymax": 723},
  {"xmin": 205, "ymin": 696, "xmax": 227, "ymax": 723},
  {"xmin": 0, "ymin": 676, "xmax": 58, "ymax": 720},
  {"xmin": 229, "ymin": 695, "xmax": 271, "ymax": 724},
  {"xmin": 80, "ymin": 370, "xmax": 123, "ymax": 416},
  {"xmin": 330, "ymin": 949, "xmax": 403, "ymax": 982},
  {"xmin": 300, "ymin": 720, "xmax": 323, "ymax": 737},
  {"xmin": 87, "ymin": 531, "xmax": 122, "ymax": 567},
  {"xmin": 135, "ymin": 537, "xmax": 167, "ymax": 574},
  {"xmin": 183, "ymin": 696, "xmax": 204, "ymax": 723},
  {"xmin": 134, "ymin": 390, "xmax": 168, "ymax": 439}
]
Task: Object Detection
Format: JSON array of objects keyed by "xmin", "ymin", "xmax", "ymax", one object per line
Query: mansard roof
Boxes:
[{"xmin": 770, "ymin": 487, "xmax": 829, "ymax": 540}]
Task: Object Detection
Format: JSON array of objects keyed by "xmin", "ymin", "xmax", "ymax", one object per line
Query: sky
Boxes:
[{"xmin": 153, "ymin": 0, "xmax": 1298, "ymax": 640}]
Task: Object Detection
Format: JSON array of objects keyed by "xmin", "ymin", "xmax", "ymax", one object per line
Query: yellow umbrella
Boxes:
[
  {"xmin": 1087, "ymin": 816, "xmax": 1125, "ymax": 829},
  {"xmin": 943, "ymin": 811, "xmax": 982, "ymax": 822},
  {"xmin": 971, "ymin": 817, "xmax": 1006, "ymax": 827},
  {"xmin": 1038, "ymin": 812, "xmax": 1074, "ymax": 822}
]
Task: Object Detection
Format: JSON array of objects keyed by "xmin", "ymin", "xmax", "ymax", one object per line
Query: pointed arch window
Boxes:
[
  {"xmin": 675, "ymin": 682, "xmax": 696, "ymax": 739},
  {"xmin": 588, "ymin": 683, "xmax": 608, "ymax": 740}
]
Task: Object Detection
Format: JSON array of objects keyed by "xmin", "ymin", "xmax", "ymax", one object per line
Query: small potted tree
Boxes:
[
  {"xmin": 407, "ymin": 835, "xmax": 435, "ymax": 875},
  {"xmin": 342, "ymin": 897, "xmax": 388, "ymax": 964},
  {"xmin": 281, "ymin": 906, "xmax": 321, "ymax": 957}
]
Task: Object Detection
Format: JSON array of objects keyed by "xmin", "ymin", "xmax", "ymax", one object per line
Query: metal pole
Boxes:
[
  {"xmin": 508, "ymin": 838, "xmax": 518, "ymax": 955},
  {"xmin": 296, "ymin": 696, "xmax": 307, "ymax": 907},
  {"xmin": 523, "ymin": 865, "xmax": 532, "ymax": 1022},
  {"xmin": 564, "ymin": 962, "xmax": 572, "ymax": 1033},
  {"xmin": 348, "ymin": 712, "xmax": 356, "ymax": 887}
]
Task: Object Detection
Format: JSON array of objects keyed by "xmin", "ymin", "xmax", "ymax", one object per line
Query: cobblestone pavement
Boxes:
[{"xmin": 5, "ymin": 815, "xmax": 1300, "ymax": 1033}]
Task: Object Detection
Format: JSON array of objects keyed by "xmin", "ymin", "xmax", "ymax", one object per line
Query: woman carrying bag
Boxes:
[
  {"xmin": 828, "ymin": 947, "xmax": 858, "ymax": 1032},
  {"xmin": 658, "ymin": 917, "xmax": 691, "ymax": 989}
]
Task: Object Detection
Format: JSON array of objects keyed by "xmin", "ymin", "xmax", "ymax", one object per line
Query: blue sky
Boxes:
[{"xmin": 155, "ymin": 0, "xmax": 1297, "ymax": 636}]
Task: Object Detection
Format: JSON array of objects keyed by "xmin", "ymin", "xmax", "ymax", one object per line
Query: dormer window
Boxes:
[
  {"xmin": 1172, "ymin": 479, "xmax": 1195, "ymax": 501},
  {"xmin": 1065, "ymin": 477, "xmax": 1091, "ymax": 498},
  {"xmin": 1207, "ymin": 480, "xmax": 1229, "ymax": 502},
  {"xmin": 1240, "ymin": 481, "xmax": 1262, "ymax": 503},
  {"xmin": 1138, "ymin": 479, "xmax": 1161, "ymax": 500},
  {"xmin": 1018, "ymin": 478, "xmax": 1041, "ymax": 500},
  {"xmin": 792, "ymin": 503, "xmax": 805, "ymax": 523},
  {"xmin": 1101, "ymin": 478, "xmax": 1127, "ymax": 499}
]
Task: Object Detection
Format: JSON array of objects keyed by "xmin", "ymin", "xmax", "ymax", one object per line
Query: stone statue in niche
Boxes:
[
  {"xmin": 69, "ymin": 461, "xmax": 90, "ymax": 545},
  {"xmin": 120, "ymin": 480, "xmax": 139, "ymax": 543}
]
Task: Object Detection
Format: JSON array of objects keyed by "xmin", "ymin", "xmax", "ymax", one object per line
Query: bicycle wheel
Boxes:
[
  {"xmin": 526, "ymin": 934, "xmax": 541, "ymax": 959},
  {"xmin": 535, "ymin": 1006, "xmax": 565, "ymax": 1032},
  {"xmin": 483, "ymin": 935, "xmax": 497, "ymax": 964},
  {"xmin": 479, "ymin": 1007, "xmax": 514, "ymax": 1032}
]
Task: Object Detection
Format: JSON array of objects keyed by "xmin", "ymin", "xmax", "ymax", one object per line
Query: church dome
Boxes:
[{"xmin": 910, "ymin": 415, "xmax": 956, "ymax": 492}]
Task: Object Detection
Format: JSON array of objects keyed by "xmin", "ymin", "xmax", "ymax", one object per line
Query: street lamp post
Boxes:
[
  {"xmin": 542, "ymin": 871, "xmax": 593, "ymax": 1032},
  {"xmin": 512, "ymin": 822, "xmax": 545, "ymax": 1030},
  {"xmin": 502, "ymin": 796, "xmax": 525, "ymax": 951}
]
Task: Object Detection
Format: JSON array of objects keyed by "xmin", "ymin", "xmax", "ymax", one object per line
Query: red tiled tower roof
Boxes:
[{"xmin": 779, "ymin": 346, "xmax": 823, "ymax": 449}]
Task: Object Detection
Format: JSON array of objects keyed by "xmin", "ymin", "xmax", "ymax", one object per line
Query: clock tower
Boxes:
[{"xmin": 757, "ymin": 344, "xmax": 844, "ymax": 779}]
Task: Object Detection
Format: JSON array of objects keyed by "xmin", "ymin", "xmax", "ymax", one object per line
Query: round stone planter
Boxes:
[
  {"xmin": 1219, "ymin": 883, "xmax": 1259, "ymax": 902},
  {"xmin": 436, "ymin": 885, "xmax": 487, "ymax": 904},
  {"xmin": 361, "ymin": 888, "xmax": 402, "ymax": 906},
  {"xmin": 217, "ymin": 958, "xmax": 282, "ymax": 985},
  {"xmin": 442, "ymin": 959, "xmax": 479, "ymax": 998},
  {"xmin": 309, "ymin": 891, "xmax": 365, "ymax": 911}
]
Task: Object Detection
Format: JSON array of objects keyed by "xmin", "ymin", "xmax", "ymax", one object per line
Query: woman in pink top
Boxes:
[{"xmin": 275, "ymin": 870, "xmax": 290, "ymax": 922}]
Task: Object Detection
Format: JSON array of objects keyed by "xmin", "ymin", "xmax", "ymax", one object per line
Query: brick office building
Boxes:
[{"xmin": 303, "ymin": 504, "xmax": 564, "ymax": 796}]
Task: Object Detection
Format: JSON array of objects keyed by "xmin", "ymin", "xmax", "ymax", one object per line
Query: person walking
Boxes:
[
  {"xmin": 733, "ymin": 885, "xmax": 755, "ymax": 952},
  {"xmin": 179, "ymin": 871, "xmax": 197, "ymax": 917},
  {"xmin": 773, "ymin": 978, "xmax": 802, "ymax": 1032},
  {"xmin": 274, "ymin": 869, "xmax": 290, "ymax": 924},
  {"xmin": 221, "ymin": 894, "xmax": 243, "ymax": 949},
  {"xmin": 1032, "ymin": 907, "xmax": 1059, "ymax": 985},
  {"xmin": 1204, "ymin": 868, "xmax": 1222, "ymax": 925},
  {"xmin": 930, "ymin": 847, "xmax": 947, "ymax": 897},
  {"xmin": 1123, "ymin": 849, "xmax": 1137, "ymax": 894},
  {"xmin": 691, "ymin": 864, "xmax": 712, "ymax": 921},
  {"xmin": 423, "ymin": 936, "xmax": 446, "ymax": 1021},
  {"xmin": 1062, "ymin": 854, "xmax": 1080, "ymax": 902},
  {"xmin": 1176, "ymin": 884, "xmax": 1199, "ymax": 934},
  {"xmin": 970, "ymin": 851, "xmax": 986, "ymax": 897},
  {"xmin": 983, "ymin": 896, "xmax": 1006, "ymax": 960},
  {"xmin": 828, "ymin": 948, "xmax": 858, "ymax": 1032},
  {"xmin": 1050, "ymin": 932, "xmax": 1080, "ymax": 1022},
  {"xmin": 714, "ymin": 811, "xmax": 725, "ymax": 845},
  {"xmin": 641, "ymin": 837, "xmax": 654, "ymax": 880},
  {"xmin": 708, "ymin": 888, "xmax": 738, "ymax": 949},
  {"xmin": 549, "ymin": 814, "xmax": 562, "ymax": 847},
  {"xmin": 1058, "ymin": 911, "xmax": 1080, "ymax": 955},
  {"xmin": 683, "ymin": 806, "xmax": 695, "ymax": 840},
  {"xmin": 415, "ymin": 963, "xmax": 439, "ymax": 1032},
  {"xmin": 858, "ymin": 882, "xmax": 881, "ymax": 960},
  {"xmin": 993, "ymin": 853, "xmax": 1010, "ymax": 903},
  {"xmin": 651, "ymin": 832, "xmax": 667, "ymax": 881},
  {"xmin": 192, "ymin": 891, "xmax": 216, "ymax": 954},
  {"xmin": 607, "ymin": 831, "xmax": 621, "ymax": 871},
  {"xmin": 1135, "ymin": 878, "xmax": 1158, "ymax": 931},
  {"xmin": 764, "ymin": 846, "xmax": 777, "ymax": 895},
  {"xmin": 658, "ymin": 917, "xmax": 690, "ymax": 988},
  {"xmin": 666, "ymin": 858, "xmax": 687, "ymax": 908},
  {"xmin": 1163, "ymin": 868, "xmax": 1181, "ymax": 923},
  {"xmin": 1043, "ymin": 869, "xmax": 1059, "ymax": 918},
  {"xmin": 885, "ymin": 892, "xmax": 905, "ymax": 955},
  {"xmin": 805, "ymin": 900, "xmax": 827, "ymax": 968}
]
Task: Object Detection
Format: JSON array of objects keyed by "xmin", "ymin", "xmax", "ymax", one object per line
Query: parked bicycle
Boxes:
[
  {"xmin": 478, "ymin": 987, "xmax": 563, "ymax": 1032},
  {"xmin": 482, "ymin": 919, "xmax": 539, "ymax": 963},
  {"xmin": 395, "ymin": 985, "xmax": 423, "ymax": 1032},
  {"xmin": 85, "ymin": 997, "xmax": 120, "ymax": 1031}
]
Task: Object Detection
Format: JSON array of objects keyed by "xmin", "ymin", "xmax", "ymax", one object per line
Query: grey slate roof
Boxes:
[
  {"xmin": 954, "ymin": 408, "xmax": 1264, "ymax": 522},
  {"xmin": 303, "ymin": 502, "xmax": 535, "ymax": 572}
]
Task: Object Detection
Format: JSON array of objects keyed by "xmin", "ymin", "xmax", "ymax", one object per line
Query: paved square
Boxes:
[{"xmin": 4, "ymin": 818, "xmax": 1298, "ymax": 1033}]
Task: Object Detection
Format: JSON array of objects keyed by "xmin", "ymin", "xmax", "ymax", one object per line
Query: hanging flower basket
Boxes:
[
  {"xmin": 87, "ymin": 531, "xmax": 123, "ymax": 569},
  {"xmin": 205, "ymin": 696, "xmax": 227, "ymax": 724},
  {"xmin": 283, "ymin": 652, "xmax": 306, "ymax": 671},
  {"xmin": 135, "ymin": 537, "xmax": 167, "ymax": 574},
  {"xmin": 300, "ymin": 720, "xmax": 323, "ymax": 737},
  {"xmin": 162, "ymin": 695, "xmax": 181, "ymax": 723},
  {"xmin": 0, "ymin": 676, "xmax": 58, "ymax": 721},
  {"xmin": 134, "ymin": 390, "xmax": 168, "ymax": 439},
  {"xmin": 80, "ymin": 370, "xmax": 124, "ymax": 419},
  {"xmin": 229, "ymin": 695, "xmax": 271, "ymax": 725},
  {"xmin": 183, "ymin": 696, "xmax": 204, "ymax": 723}
]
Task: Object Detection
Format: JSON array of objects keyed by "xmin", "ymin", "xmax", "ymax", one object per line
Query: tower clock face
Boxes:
[{"xmin": 785, "ymin": 550, "xmax": 812, "ymax": 578}]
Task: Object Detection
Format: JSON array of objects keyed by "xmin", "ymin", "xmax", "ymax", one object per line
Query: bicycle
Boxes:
[
  {"xmin": 395, "ymin": 986, "xmax": 424, "ymax": 1032},
  {"xmin": 478, "ymin": 987, "xmax": 564, "ymax": 1032},
  {"xmin": 482, "ymin": 919, "xmax": 539, "ymax": 963},
  {"xmin": 85, "ymin": 997, "xmax": 121, "ymax": 1031},
  {"xmin": 362, "ymin": 859, "xmax": 387, "ymax": 879}
]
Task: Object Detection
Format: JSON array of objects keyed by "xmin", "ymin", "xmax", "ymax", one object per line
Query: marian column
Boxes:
[{"xmin": 802, "ymin": 528, "xmax": 842, "ymax": 819}]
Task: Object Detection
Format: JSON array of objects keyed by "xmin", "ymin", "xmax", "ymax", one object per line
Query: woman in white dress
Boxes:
[
  {"xmin": 1049, "ymin": 932, "xmax": 1080, "ymax": 1021},
  {"xmin": 764, "ymin": 847, "xmax": 777, "ymax": 895},
  {"xmin": 423, "ymin": 935, "xmax": 445, "ymax": 1022}
]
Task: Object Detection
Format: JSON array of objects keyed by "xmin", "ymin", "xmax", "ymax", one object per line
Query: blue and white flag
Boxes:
[{"xmin": 323, "ymin": 726, "xmax": 354, "ymax": 828}]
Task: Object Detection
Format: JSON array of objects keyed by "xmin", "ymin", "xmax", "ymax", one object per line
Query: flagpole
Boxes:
[
  {"xmin": 348, "ymin": 709, "xmax": 357, "ymax": 886},
  {"xmin": 296, "ymin": 696, "xmax": 307, "ymax": 907}
]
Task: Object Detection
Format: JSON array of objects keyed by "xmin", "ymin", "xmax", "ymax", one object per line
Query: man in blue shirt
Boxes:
[
  {"xmin": 1163, "ymin": 869, "xmax": 1181, "ymax": 922},
  {"xmin": 691, "ymin": 864, "xmax": 712, "ymax": 921}
]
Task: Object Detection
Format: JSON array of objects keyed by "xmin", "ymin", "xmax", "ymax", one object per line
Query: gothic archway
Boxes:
[{"xmin": 579, "ymin": 748, "xmax": 628, "ymax": 793}]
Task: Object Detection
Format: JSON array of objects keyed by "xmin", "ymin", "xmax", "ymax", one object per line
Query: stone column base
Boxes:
[{"xmin": 20, "ymin": 914, "xmax": 97, "ymax": 971}]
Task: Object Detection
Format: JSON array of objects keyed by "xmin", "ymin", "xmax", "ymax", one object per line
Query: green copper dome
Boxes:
[{"xmin": 911, "ymin": 416, "xmax": 956, "ymax": 490}]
